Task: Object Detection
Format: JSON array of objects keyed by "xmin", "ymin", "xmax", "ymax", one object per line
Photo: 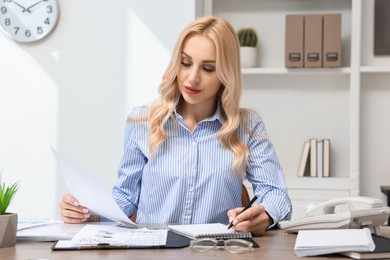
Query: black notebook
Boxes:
[{"xmin": 341, "ymin": 234, "xmax": 390, "ymax": 259}]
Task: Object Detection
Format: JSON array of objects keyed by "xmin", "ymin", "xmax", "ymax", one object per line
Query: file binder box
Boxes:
[
  {"xmin": 285, "ymin": 14, "xmax": 304, "ymax": 68},
  {"xmin": 323, "ymin": 13, "xmax": 342, "ymax": 67},
  {"xmin": 304, "ymin": 14, "xmax": 323, "ymax": 68}
]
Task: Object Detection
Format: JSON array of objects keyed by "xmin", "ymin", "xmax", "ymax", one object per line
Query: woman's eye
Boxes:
[
  {"xmin": 203, "ymin": 66, "xmax": 215, "ymax": 73},
  {"xmin": 181, "ymin": 60, "xmax": 191, "ymax": 67}
]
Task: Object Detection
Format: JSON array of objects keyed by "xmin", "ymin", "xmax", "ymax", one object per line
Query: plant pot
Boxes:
[
  {"xmin": 0, "ymin": 213, "xmax": 18, "ymax": 248},
  {"xmin": 240, "ymin": 46, "xmax": 258, "ymax": 68}
]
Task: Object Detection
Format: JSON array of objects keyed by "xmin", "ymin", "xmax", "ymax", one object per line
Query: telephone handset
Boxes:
[{"xmin": 279, "ymin": 196, "xmax": 390, "ymax": 233}]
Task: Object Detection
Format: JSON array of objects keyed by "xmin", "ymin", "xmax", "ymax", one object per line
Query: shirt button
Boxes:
[{"xmin": 192, "ymin": 141, "xmax": 196, "ymax": 146}]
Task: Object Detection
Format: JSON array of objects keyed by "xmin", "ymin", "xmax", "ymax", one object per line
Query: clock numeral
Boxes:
[
  {"xmin": 47, "ymin": 5, "xmax": 52, "ymax": 13},
  {"xmin": 37, "ymin": 26, "xmax": 43, "ymax": 34},
  {"xmin": 5, "ymin": 17, "xmax": 10, "ymax": 26},
  {"xmin": 25, "ymin": 29, "xmax": 31, "ymax": 37},
  {"xmin": 3, "ymin": 0, "xmax": 12, "ymax": 3},
  {"xmin": 44, "ymin": 17, "xmax": 50, "ymax": 25},
  {"xmin": 14, "ymin": 26, "xmax": 19, "ymax": 34},
  {"xmin": 1, "ymin": 6, "xmax": 7, "ymax": 14}
]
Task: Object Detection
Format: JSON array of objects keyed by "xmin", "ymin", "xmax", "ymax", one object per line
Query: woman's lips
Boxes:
[{"xmin": 185, "ymin": 86, "xmax": 201, "ymax": 95}]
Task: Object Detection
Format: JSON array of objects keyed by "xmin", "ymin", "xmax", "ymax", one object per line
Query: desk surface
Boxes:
[{"xmin": 7, "ymin": 226, "xmax": 390, "ymax": 260}]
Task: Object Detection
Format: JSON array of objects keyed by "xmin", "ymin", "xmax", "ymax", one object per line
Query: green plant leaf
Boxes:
[{"xmin": 0, "ymin": 173, "xmax": 19, "ymax": 215}]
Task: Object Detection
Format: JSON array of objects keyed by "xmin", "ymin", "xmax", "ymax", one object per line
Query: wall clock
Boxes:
[{"xmin": 0, "ymin": 0, "xmax": 59, "ymax": 43}]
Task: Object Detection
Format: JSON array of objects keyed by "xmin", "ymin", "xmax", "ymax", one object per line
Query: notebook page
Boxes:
[{"xmin": 168, "ymin": 223, "xmax": 251, "ymax": 239}]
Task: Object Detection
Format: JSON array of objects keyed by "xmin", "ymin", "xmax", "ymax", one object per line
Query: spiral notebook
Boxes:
[
  {"xmin": 341, "ymin": 234, "xmax": 390, "ymax": 259},
  {"xmin": 168, "ymin": 223, "xmax": 252, "ymax": 240}
]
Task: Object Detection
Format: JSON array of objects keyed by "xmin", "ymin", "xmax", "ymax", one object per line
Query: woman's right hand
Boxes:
[{"xmin": 59, "ymin": 193, "xmax": 93, "ymax": 223}]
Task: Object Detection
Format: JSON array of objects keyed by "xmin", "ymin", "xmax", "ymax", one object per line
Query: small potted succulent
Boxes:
[
  {"xmin": 0, "ymin": 172, "xmax": 19, "ymax": 248},
  {"xmin": 237, "ymin": 28, "xmax": 259, "ymax": 67}
]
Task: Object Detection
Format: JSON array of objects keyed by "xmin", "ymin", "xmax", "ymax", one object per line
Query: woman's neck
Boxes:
[{"xmin": 177, "ymin": 102, "xmax": 217, "ymax": 132}]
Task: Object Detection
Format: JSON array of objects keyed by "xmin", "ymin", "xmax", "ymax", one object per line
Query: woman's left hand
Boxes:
[{"xmin": 227, "ymin": 204, "xmax": 272, "ymax": 236}]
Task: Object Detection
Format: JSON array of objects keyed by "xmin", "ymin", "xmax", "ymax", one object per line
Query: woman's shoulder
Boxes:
[
  {"xmin": 241, "ymin": 108, "xmax": 263, "ymax": 124},
  {"xmin": 127, "ymin": 105, "xmax": 150, "ymax": 119}
]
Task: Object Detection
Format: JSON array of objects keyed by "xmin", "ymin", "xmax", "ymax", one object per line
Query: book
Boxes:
[
  {"xmin": 298, "ymin": 140, "xmax": 311, "ymax": 177},
  {"xmin": 323, "ymin": 139, "xmax": 331, "ymax": 177},
  {"xmin": 341, "ymin": 234, "xmax": 390, "ymax": 259},
  {"xmin": 317, "ymin": 139, "xmax": 324, "ymax": 177},
  {"xmin": 309, "ymin": 138, "xmax": 317, "ymax": 177},
  {"xmin": 168, "ymin": 223, "xmax": 251, "ymax": 240},
  {"xmin": 294, "ymin": 228, "xmax": 375, "ymax": 257}
]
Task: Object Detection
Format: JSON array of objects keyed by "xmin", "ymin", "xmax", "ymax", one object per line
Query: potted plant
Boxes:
[
  {"xmin": 237, "ymin": 28, "xmax": 259, "ymax": 67},
  {"xmin": 0, "ymin": 173, "xmax": 19, "ymax": 248}
]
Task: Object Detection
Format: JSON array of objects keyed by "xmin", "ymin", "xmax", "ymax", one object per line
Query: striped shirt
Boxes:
[{"xmin": 112, "ymin": 105, "xmax": 292, "ymax": 226}]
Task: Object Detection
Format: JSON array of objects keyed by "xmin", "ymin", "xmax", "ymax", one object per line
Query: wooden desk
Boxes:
[{"xmin": 4, "ymin": 227, "xmax": 376, "ymax": 260}]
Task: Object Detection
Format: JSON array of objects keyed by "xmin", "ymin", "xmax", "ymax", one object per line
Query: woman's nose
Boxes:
[{"xmin": 188, "ymin": 67, "xmax": 200, "ymax": 84}]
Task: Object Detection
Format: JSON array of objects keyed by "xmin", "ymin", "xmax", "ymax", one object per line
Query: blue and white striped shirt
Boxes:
[{"xmin": 112, "ymin": 105, "xmax": 292, "ymax": 226}]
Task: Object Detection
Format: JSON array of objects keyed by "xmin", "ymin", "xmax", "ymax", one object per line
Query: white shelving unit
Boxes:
[{"xmin": 199, "ymin": 0, "xmax": 390, "ymax": 219}]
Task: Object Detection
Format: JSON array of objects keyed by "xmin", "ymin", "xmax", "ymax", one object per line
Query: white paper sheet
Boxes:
[
  {"xmin": 294, "ymin": 228, "xmax": 375, "ymax": 257},
  {"xmin": 51, "ymin": 148, "xmax": 137, "ymax": 227},
  {"xmin": 17, "ymin": 219, "xmax": 61, "ymax": 230},
  {"xmin": 71, "ymin": 224, "xmax": 167, "ymax": 246}
]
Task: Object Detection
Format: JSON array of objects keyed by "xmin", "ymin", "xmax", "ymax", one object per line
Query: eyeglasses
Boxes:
[{"xmin": 190, "ymin": 238, "xmax": 254, "ymax": 254}]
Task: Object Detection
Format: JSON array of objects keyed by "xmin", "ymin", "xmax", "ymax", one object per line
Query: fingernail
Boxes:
[
  {"xmin": 232, "ymin": 219, "xmax": 239, "ymax": 226},
  {"xmin": 84, "ymin": 214, "xmax": 90, "ymax": 218},
  {"xmin": 73, "ymin": 201, "xmax": 80, "ymax": 206},
  {"xmin": 229, "ymin": 217, "xmax": 234, "ymax": 223},
  {"xmin": 81, "ymin": 218, "xmax": 87, "ymax": 222},
  {"xmin": 82, "ymin": 208, "xmax": 89, "ymax": 213}
]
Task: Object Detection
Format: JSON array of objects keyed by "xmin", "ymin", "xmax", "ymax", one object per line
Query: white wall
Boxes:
[
  {"xmin": 0, "ymin": 0, "xmax": 198, "ymax": 219},
  {"xmin": 360, "ymin": 0, "xmax": 390, "ymax": 202},
  {"xmin": 1, "ymin": 0, "xmax": 389, "ymax": 220}
]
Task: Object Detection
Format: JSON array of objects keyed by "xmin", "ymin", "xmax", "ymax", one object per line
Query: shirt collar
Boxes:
[{"xmin": 173, "ymin": 102, "xmax": 222, "ymax": 124}]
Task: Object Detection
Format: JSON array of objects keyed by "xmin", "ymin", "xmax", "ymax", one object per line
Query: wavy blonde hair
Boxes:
[{"xmin": 132, "ymin": 16, "xmax": 249, "ymax": 174}]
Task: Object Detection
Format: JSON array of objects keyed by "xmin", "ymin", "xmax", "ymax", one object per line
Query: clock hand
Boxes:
[
  {"xmin": 12, "ymin": 1, "xmax": 30, "ymax": 13},
  {"xmin": 26, "ymin": 0, "xmax": 48, "ymax": 12}
]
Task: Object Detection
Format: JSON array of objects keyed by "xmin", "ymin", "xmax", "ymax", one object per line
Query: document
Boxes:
[
  {"xmin": 294, "ymin": 228, "xmax": 375, "ymax": 257},
  {"xmin": 17, "ymin": 219, "xmax": 61, "ymax": 231},
  {"xmin": 69, "ymin": 224, "xmax": 167, "ymax": 247},
  {"xmin": 51, "ymin": 148, "xmax": 137, "ymax": 227},
  {"xmin": 17, "ymin": 222, "xmax": 82, "ymax": 241}
]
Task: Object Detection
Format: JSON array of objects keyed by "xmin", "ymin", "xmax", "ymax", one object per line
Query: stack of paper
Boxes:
[{"xmin": 294, "ymin": 228, "xmax": 375, "ymax": 257}]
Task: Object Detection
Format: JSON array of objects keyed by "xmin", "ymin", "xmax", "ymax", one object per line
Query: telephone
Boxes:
[{"xmin": 279, "ymin": 196, "xmax": 390, "ymax": 233}]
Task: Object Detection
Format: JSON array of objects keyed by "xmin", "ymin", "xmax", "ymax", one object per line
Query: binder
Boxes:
[
  {"xmin": 285, "ymin": 14, "xmax": 304, "ymax": 68},
  {"xmin": 52, "ymin": 231, "xmax": 191, "ymax": 250},
  {"xmin": 323, "ymin": 13, "xmax": 342, "ymax": 67},
  {"xmin": 304, "ymin": 14, "xmax": 323, "ymax": 68}
]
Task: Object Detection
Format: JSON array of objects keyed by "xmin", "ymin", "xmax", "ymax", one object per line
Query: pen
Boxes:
[{"xmin": 227, "ymin": 195, "xmax": 258, "ymax": 229}]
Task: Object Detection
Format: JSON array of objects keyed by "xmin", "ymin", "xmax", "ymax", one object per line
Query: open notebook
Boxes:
[{"xmin": 168, "ymin": 223, "xmax": 251, "ymax": 239}]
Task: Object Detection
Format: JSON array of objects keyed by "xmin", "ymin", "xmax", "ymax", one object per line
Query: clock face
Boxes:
[{"xmin": 0, "ymin": 0, "xmax": 59, "ymax": 43}]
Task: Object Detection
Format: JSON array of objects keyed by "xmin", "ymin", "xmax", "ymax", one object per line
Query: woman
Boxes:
[{"xmin": 60, "ymin": 16, "xmax": 292, "ymax": 236}]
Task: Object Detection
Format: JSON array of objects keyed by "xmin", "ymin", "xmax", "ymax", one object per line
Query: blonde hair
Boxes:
[{"xmin": 132, "ymin": 16, "xmax": 249, "ymax": 174}]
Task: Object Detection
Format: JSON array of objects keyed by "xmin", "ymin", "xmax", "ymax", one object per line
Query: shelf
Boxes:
[
  {"xmin": 285, "ymin": 177, "xmax": 351, "ymax": 191},
  {"xmin": 242, "ymin": 67, "xmax": 351, "ymax": 75},
  {"xmin": 360, "ymin": 66, "xmax": 390, "ymax": 74}
]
